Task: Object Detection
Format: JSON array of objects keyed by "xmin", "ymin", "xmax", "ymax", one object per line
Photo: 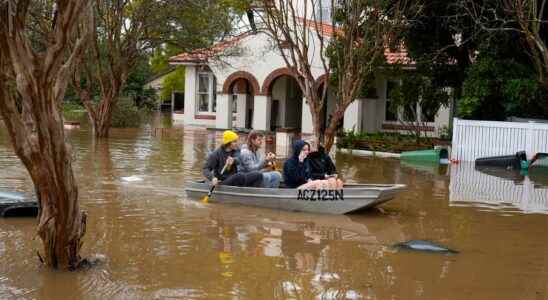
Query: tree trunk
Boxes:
[
  {"xmin": 307, "ymin": 99, "xmax": 323, "ymax": 147},
  {"xmin": 87, "ymin": 97, "xmax": 115, "ymax": 138},
  {"xmin": 0, "ymin": 89, "xmax": 87, "ymax": 270},
  {"xmin": 323, "ymin": 110, "xmax": 345, "ymax": 152},
  {"xmin": 0, "ymin": 0, "xmax": 92, "ymax": 271},
  {"xmin": 35, "ymin": 165, "xmax": 86, "ymax": 270}
]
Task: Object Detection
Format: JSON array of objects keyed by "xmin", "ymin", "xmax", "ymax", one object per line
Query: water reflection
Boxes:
[
  {"xmin": 204, "ymin": 205, "xmax": 404, "ymax": 299},
  {"xmin": 450, "ymin": 163, "xmax": 548, "ymax": 214},
  {"xmin": 2, "ymin": 114, "xmax": 548, "ymax": 299}
]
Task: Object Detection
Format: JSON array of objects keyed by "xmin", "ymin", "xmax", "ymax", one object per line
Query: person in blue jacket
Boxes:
[{"xmin": 283, "ymin": 140, "xmax": 311, "ymax": 188}]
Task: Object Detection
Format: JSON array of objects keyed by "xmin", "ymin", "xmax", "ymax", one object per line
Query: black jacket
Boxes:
[
  {"xmin": 203, "ymin": 146, "xmax": 240, "ymax": 181},
  {"xmin": 283, "ymin": 140, "xmax": 311, "ymax": 188},
  {"xmin": 307, "ymin": 146, "xmax": 336, "ymax": 180}
]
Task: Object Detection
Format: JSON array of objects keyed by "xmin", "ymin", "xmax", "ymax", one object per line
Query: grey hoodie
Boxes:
[{"xmin": 238, "ymin": 144, "xmax": 267, "ymax": 173}]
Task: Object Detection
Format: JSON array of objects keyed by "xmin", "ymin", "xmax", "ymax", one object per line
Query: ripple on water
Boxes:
[{"xmin": 2, "ymin": 117, "xmax": 548, "ymax": 299}]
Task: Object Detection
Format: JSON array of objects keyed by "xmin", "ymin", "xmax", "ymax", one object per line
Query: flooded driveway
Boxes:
[{"xmin": 1, "ymin": 115, "xmax": 548, "ymax": 299}]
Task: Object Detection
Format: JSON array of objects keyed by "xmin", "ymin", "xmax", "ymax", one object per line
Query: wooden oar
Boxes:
[{"xmin": 202, "ymin": 162, "xmax": 228, "ymax": 203}]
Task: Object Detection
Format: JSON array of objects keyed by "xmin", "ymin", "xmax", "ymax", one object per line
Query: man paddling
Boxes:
[{"xmin": 203, "ymin": 130, "xmax": 263, "ymax": 187}]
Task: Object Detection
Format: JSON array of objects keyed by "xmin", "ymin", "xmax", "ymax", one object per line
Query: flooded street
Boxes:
[{"xmin": 1, "ymin": 115, "xmax": 548, "ymax": 299}]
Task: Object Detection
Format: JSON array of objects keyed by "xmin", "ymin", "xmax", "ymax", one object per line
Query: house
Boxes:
[
  {"xmin": 144, "ymin": 68, "xmax": 184, "ymax": 114},
  {"xmin": 168, "ymin": 3, "xmax": 452, "ymax": 136}
]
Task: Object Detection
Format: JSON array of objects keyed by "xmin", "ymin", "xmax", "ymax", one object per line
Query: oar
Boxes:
[{"xmin": 202, "ymin": 162, "xmax": 228, "ymax": 203}]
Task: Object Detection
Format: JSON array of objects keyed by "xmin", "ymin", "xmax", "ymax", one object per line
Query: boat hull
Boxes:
[{"xmin": 185, "ymin": 181, "xmax": 406, "ymax": 214}]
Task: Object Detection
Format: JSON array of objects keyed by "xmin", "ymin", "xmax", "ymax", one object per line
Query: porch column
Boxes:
[
  {"xmin": 253, "ymin": 95, "xmax": 271, "ymax": 131},
  {"xmin": 343, "ymin": 98, "xmax": 363, "ymax": 132},
  {"xmin": 170, "ymin": 91, "xmax": 175, "ymax": 113},
  {"xmin": 301, "ymin": 98, "xmax": 314, "ymax": 134},
  {"xmin": 235, "ymin": 94, "xmax": 247, "ymax": 128},
  {"xmin": 216, "ymin": 93, "xmax": 233, "ymax": 129},
  {"xmin": 183, "ymin": 66, "xmax": 196, "ymax": 125}
]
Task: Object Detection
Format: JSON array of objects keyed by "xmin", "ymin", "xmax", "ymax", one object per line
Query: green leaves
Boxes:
[{"xmin": 160, "ymin": 67, "xmax": 185, "ymax": 101}]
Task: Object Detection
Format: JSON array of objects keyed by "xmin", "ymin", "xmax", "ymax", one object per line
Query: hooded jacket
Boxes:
[
  {"xmin": 283, "ymin": 140, "xmax": 311, "ymax": 188},
  {"xmin": 307, "ymin": 146, "xmax": 336, "ymax": 180}
]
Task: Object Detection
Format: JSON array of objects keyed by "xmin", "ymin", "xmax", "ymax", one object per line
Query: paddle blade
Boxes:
[{"xmin": 201, "ymin": 195, "xmax": 209, "ymax": 203}]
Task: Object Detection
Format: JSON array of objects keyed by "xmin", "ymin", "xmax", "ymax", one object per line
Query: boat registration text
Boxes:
[{"xmin": 297, "ymin": 190, "xmax": 344, "ymax": 201}]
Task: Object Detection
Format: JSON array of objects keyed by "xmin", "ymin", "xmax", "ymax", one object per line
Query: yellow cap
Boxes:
[{"xmin": 223, "ymin": 130, "xmax": 239, "ymax": 145}]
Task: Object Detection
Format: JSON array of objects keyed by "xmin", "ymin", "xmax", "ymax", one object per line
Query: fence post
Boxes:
[
  {"xmin": 451, "ymin": 118, "xmax": 459, "ymax": 160},
  {"xmin": 526, "ymin": 121, "xmax": 534, "ymax": 160}
]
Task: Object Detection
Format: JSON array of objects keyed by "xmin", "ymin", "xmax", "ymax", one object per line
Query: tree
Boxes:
[
  {"xmin": 73, "ymin": 0, "xmax": 160, "ymax": 137},
  {"xmin": 401, "ymin": 0, "xmax": 477, "ymax": 116},
  {"xmin": 73, "ymin": 0, "xmax": 242, "ymax": 137},
  {"xmin": 457, "ymin": 40, "xmax": 544, "ymax": 120},
  {"xmin": 388, "ymin": 72, "xmax": 450, "ymax": 141},
  {"xmin": 255, "ymin": 0, "xmax": 411, "ymax": 151},
  {"xmin": 462, "ymin": 0, "xmax": 548, "ymax": 89},
  {"xmin": 160, "ymin": 67, "xmax": 186, "ymax": 102},
  {"xmin": 0, "ymin": 0, "xmax": 91, "ymax": 270}
]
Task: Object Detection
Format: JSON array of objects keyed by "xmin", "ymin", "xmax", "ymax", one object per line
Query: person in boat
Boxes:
[
  {"xmin": 307, "ymin": 140, "xmax": 337, "ymax": 180},
  {"xmin": 283, "ymin": 140, "xmax": 312, "ymax": 188},
  {"xmin": 203, "ymin": 130, "xmax": 263, "ymax": 187},
  {"xmin": 238, "ymin": 130, "xmax": 282, "ymax": 188},
  {"xmin": 283, "ymin": 139, "xmax": 343, "ymax": 189}
]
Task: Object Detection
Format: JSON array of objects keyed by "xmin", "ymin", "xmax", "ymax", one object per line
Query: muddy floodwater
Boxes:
[{"xmin": 1, "ymin": 114, "xmax": 548, "ymax": 299}]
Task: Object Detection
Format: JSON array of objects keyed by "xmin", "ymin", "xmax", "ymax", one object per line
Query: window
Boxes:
[
  {"xmin": 197, "ymin": 72, "xmax": 217, "ymax": 113},
  {"xmin": 385, "ymin": 80, "xmax": 399, "ymax": 121}
]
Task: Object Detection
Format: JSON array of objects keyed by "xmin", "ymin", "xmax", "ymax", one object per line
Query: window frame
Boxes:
[{"xmin": 196, "ymin": 72, "xmax": 217, "ymax": 114}]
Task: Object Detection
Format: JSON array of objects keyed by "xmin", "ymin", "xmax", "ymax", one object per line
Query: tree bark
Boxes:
[
  {"xmin": 90, "ymin": 97, "xmax": 116, "ymax": 138},
  {"xmin": 0, "ymin": 0, "xmax": 91, "ymax": 270}
]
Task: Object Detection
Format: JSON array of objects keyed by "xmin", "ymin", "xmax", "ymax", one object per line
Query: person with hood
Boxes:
[
  {"xmin": 307, "ymin": 140, "xmax": 337, "ymax": 180},
  {"xmin": 203, "ymin": 130, "xmax": 263, "ymax": 187},
  {"xmin": 283, "ymin": 139, "xmax": 343, "ymax": 190},
  {"xmin": 283, "ymin": 140, "xmax": 312, "ymax": 188},
  {"xmin": 238, "ymin": 131, "xmax": 282, "ymax": 188}
]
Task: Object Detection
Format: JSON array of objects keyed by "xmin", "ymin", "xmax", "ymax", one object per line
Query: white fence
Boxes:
[{"xmin": 451, "ymin": 118, "xmax": 548, "ymax": 161}]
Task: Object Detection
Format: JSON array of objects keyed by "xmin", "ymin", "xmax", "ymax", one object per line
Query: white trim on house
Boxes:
[{"xmin": 172, "ymin": 28, "xmax": 452, "ymax": 135}]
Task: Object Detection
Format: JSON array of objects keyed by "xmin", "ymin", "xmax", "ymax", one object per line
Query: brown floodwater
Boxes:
[{"xmin": 1, "ymin": 114, "xmax": 548, "ymax": 300}]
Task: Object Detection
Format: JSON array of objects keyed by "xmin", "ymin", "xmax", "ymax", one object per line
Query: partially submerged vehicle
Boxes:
[
  {"xmin": 0, "ymin": 191, "xmax": 38, "ymax": 217},
  {"xmin": 185, "ymin": 181, "xmax": 406, "ymax": 214}
]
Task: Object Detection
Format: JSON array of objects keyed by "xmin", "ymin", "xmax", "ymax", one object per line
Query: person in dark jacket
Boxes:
[
  {"xmin": 307, "ymin": 141, "xmax": 336, "ymax": 180},
  {"xmin": 283, "ymin": 140, "xmax": 311, "ymax": 188},
  {"xmin": 203, "ymin": 130, "xmax": 263, "ymax": 187}
]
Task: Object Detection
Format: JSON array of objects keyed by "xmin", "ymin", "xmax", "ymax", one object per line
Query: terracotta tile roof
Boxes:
[
  {"xmin": 169, "ymin": 20, "xmax": 412, "ymax": 65},
  {"xmin": 296, "ymin": 17, "xmax": 337, "ymax": 37},
  {"xmin": 298, "ymin": 17, "xmax": 412, "ymax": 65},
  {"xmin": 384, "ymin": 47, "xmax": 413, "ymax": 65},
  {"xmin": 169, "ymin": 33, "xmax": 251, "ymax": 64}
]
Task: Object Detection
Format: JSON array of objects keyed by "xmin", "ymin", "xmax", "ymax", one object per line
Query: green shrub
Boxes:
[
  {"xmin": 111, "ymin": 97, "xmax": 151, "ymax": 128},
  {"xmin": 63, "ymin": 101, "xmax": 86, "ymax": 121}
]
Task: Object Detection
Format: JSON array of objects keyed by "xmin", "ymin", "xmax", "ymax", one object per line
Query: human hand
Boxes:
[
  {"xmin": 266, "ymin": 152, "xmax": 276, "ymax": 161},
  {"xmin": 212, "ymin": 177, "xmax": 219, "ymax": 186},
  {"xmin": 226, "ymin": 156, "xmax": 234, "ymax": 166},
  {"xmin": 298, "ymin": 150, "xmax": 307, "ymax": 162}
]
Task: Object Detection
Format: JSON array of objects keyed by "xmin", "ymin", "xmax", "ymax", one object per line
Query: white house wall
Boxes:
[
  {"xmin": 209, "ymin": 33, "xmax": 328, "ymax": 90},
  {"xmin": 178, "ymin": 29, "xmax": 452, "ymax": 135},
  {"xmin": 183, "ymin": 66, "xmax": 215, "ymax": 127}
]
